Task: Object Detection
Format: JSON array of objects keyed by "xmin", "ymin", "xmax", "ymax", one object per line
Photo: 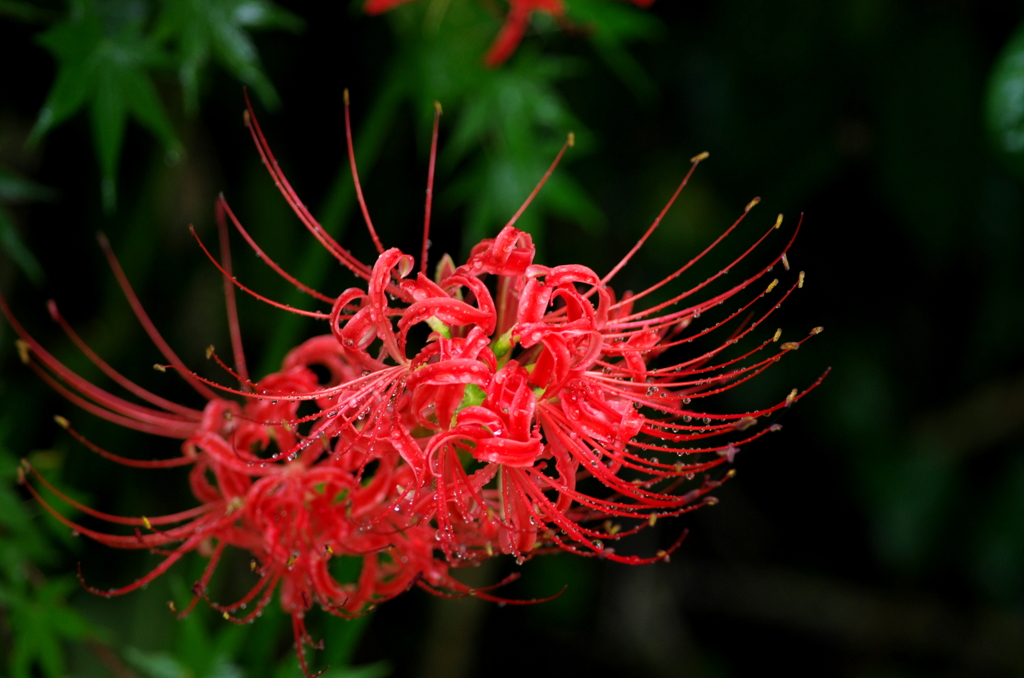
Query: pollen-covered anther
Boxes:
[
  {"xmin": 811, "ymin": 326, "xmax": 824, "ymax": 335},
  {"xmin": 781, "ymin": 252, "xmax": 790, "ymax": 270},
  {"xmin": 780, "ymin": 342, "xmax": 800, "ymax": 351},
  {"xmin": 153, "ymin": 364, "xmax": 167, "ymax": 372},
  {"xmin": 567, "ymin": 131, "xmax": 575, "ymax": 147},
  {"xmin": 717, "ymin": 443, "xmax": 739, "ymax": 462},
  {"xmin": 15, "ymin": 339, "xmax": 30, "ymax": 364},
  {"xmin": 772, "ymin": 328, "xmax": 782, "ymax": 342},
  {"xmin": 785, "ymin": 388, "xmax": 798, "ymax": 407},
  {"xmin": 206, "ymin": 345, "xmax": 215, "ymax": 359},
  {"xmin": 745, "ymin": 197, "xmax": 761, "ymax": 212},
  {"xmin": 168, "ymin": 600, "xmax": 177, "ymax": 613},
  {"xmin": 53, "ymin": 415, "xmax": 70, "ymax": 429},
  {"xmin": 691, "ymin": 151, "xmax": 710, "ymax": 162},
  {"xmin": 765, "ymin": 279, "xmax": 779, "ymax": 294},
  {"xmin": 142, "ymin": 516, "xmax": 152, "ymax": 530},
  {"xmin": 703, "ymin": 496, "xmax": 719, "ymax": 506},
  {"xmin": 798, "ymin": 271, "xmax": 806, "ymax": 288},
  {"xmin": 774, "ymin": 213, "xmax": 783, "ymax": 229},
  {"xmin": 733, "ymin": 416, "xmax": 758, "ymax": 431}
]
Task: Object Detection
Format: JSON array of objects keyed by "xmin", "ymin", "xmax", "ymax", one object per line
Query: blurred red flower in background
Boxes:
[{"xmin": 364, "ymin": 0, "xmax": 657, "ymax": 66}]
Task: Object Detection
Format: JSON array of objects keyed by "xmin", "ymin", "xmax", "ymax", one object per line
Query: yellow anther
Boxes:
[
  {"xmin": 648, "ymin": 514, "xmax": 658, "ymax": 527},
  {"xmin": 774, "ymin": 213, "xmax": 783, "ymax": 229},
  {"xmin": 772, "ymin": 328, "xmax": 782, "ymax": 342},
  {"xmin": 765, "ymin": 279, "xmax": 778, "ymax": 294},
  {"xmin": 704, "ymin": 497, "xmax": 719, "ymax": 505},
  {"xmin": 691, "ymin": 151, "xmax": 710, "ymax": 163},
  {"xmin": 656, "ymin": 550, "xmax": 669, "ymax": 561},
  {"xmin": 206, "ymin": 345, "xmax": 215, "ymax": 359},
  {"xmin": 343, "ymin": 88, "xmax": 350, "ymax": 106},
  {"xmin": 798, "ymin": 271, "xmax": 805, "ymax": 288},
  {"xmin": 811, "ymin": 326, "xmax": 824, "ymax": 335},
  {"xmin": 786, "ymin": 388, "xmax": 798, "ymax": 406},
  {"xmin": 733, "ymin": 416, "xmax": 758, "ymax": 431},
  {"xmin": 242, "ymin": 109, "xmax": 250, "ymax": 126},
  {"xmin": 287, "ymin": 554, "xmax": 298, "ymax": 567},
  {"xmin": 168, "ymin": 601, "xmax": 177, "ymax": 612},
  {"xmin": 725, "ymin": 469, "xmax": 737, "ymax": 478},
  {"xmin": 485, "ymin": 542, "xmax": 494, "ymax": 557},
  {"xmin": 325, "ymin": 544, "xmax": 333, "ymax": 555},
  {"xmin": 15, "ymin": 340, "xmax": 30, "ymax": 364},
  {"xmin": 781, "ymin": 252, "xmax": 790, "ymax": 270},
  {"xmin": 567, "ymin": 131, "xmax": 575, "ymax": 147},
  {"xmin": 142, "ymin": 516, "xmax": 152, "ymax": 530},
  {"xmin": 780, "ymin": 342, "xmax": 800, "ymax": 351},
  {"xmin": 153, "ymin": 364, "xmax": 166, "ymax": 373},
  {"xmin": 434, "ymin": 101, "xmax": 443, "ymax": 115},
  {"xmin": 223, "ymin": 611, "xmax": 230, "ymax": 620},
  {"xmin": 54, "ymin": 415, "xmax": 69, "ymax": 429},
  {"xmin": 250, "ymin": 560, "xmax": 258, "ymax": 572},
  {"xmin": 745, "ymin": 197, "xmax": 761, "ymax": 212}
]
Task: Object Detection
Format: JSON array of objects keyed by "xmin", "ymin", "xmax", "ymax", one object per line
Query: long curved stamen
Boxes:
[
  {"xmin": 599, "ymin": 151, "xmax": 708, "ymax": 288},
  {"xmin": 216, "ymin": 199, "xmax": 250, "ymax": 390},
  {"xmin": 344, "ymin": 89, "xmax": 385, "ymax": 256},
  {"xmin": 217, "ymin": 195, "xmax": 335, "ymax": 304},
  {"xmin": 189, "ymin": 226, "xmax": 331, "ymax": 320},
  {"xmin": 421, "ymin": 101, "xmax": 442, "ymax": 276},
  {"xmin": 45, "ymin": 300, "xmax": 201, "ymax": 418},
  {"xmin": 243, "ymin": 92, "xmax": 371, "ymax": 280},
  {"xmin": 97, "ymin": 232, "xmax": 219, "ymax": 400},
  {"xmin": 504, "ymin": 132, "xmax": 575, "ymax": 230}
]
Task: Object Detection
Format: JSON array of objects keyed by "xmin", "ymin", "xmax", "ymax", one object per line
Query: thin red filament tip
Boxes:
[
  {"xmin": 344, "ymin": 89, "xmax": 385, "ymax": 256},
  {"xmin": 420, "ymin": 101, "xmax": 442, "ymax": 276}
]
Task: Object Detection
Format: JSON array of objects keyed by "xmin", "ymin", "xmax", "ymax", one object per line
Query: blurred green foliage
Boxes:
[{"xmin": 28, "ymin": 0, "xmax": 300, "ymax": 211}]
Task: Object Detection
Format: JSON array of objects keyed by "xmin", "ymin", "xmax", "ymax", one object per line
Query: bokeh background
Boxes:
[{"xmin": 2, "ymin": 1, "xmax": 1024, "ymax": 677}]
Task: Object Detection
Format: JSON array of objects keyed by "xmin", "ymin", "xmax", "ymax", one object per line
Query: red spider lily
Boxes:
[
  {"xmin": 3, "ymin": 89, "xmax": 825, "ymax": 676},
  {"xmin": 193, "ymin": 91, "xmax": 826, "ymax": 569},
  {"xmin": 364, "ymin": 0, "xmax": 657, "ymax": 67}
]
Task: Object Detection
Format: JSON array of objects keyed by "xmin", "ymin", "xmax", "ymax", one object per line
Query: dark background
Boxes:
[{"xmin": 2, "ymin": 1, "xmax": 1024, "ymax": 677}]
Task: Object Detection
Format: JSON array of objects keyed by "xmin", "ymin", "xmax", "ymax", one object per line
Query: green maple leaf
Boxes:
[
  {"xmin": 29, "ymin": 0, "xmax": 181, "ymax": 212},
  {"xmin": 153, "ymin": 0, "xmax": 303, "ymax": 113}
]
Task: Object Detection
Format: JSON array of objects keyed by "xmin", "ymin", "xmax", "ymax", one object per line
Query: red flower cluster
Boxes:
[
  {"xmin": 4, "ymin": 93, "xmax": 824, "ymax": 676},
  {"xmin": 364, "ymin": 0, "xmax": 656, "ymax": 67}
]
